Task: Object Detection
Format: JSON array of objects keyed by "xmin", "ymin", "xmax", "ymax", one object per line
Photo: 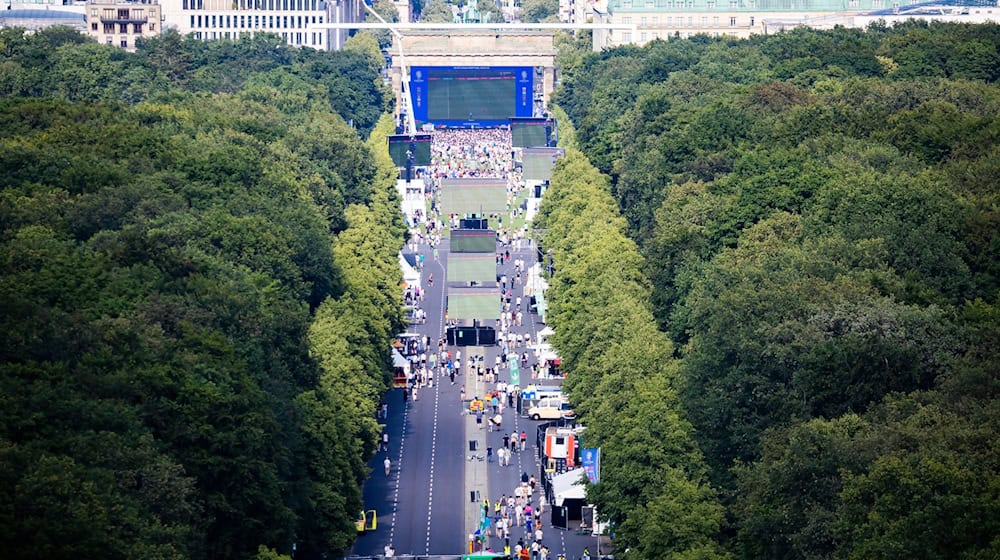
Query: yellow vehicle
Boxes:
[{"xmin": 355, "ymin": 509, "xmax": 377, "ymax": 534}]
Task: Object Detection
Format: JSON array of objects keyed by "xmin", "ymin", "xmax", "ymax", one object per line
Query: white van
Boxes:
[{"xmin": 527, "ymin": 397, "xmax": 575, "ymax": 421}]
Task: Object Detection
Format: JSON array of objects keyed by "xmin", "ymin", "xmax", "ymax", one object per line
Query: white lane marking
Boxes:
[
  {"xmin": 425, "ymin": 249, "xmax": 447, "ymax": 555},
  {"xmin": 389, "ymin": 389, "xmax": 406, "ymax": 548}
]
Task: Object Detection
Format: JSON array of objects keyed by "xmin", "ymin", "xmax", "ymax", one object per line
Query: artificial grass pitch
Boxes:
[
  {"xmin": 447, "ymin": 289, "xmax": 501, "ymax": 320},
  {"xmin": 440, "ymin": 178, "xmax": 507, "ymax": 216}
]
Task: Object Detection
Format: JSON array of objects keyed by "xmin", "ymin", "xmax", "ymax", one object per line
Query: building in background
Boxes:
[
  {"xmin": 591, "ymin": 0, "xmax": 1000, "ymax": 47},
  {"xmin": 159, "ymin": 0, "xmax": 362, "ymax": 50},
  {"xmin": 560, "ymin": 0, "xmax": 606, "ymax": 22},
  {"xmin": 84, "ymin": 0, "xmax": 161, "ymax": 50},
  {"xmin": 1, "ymin": 0, "xmax": 86, "ymax": 31}
]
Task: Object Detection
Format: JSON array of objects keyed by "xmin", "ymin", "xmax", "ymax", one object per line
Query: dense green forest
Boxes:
[
  {"xmin": 0, "ymin": 28, "xmax": 403, "ymax": 559},
  {"xmin": 546, "ymin": 22, "xmax": 999, "ymax": 560}
]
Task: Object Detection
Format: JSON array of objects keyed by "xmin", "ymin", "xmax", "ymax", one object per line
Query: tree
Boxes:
[
  {"xmin": 419, "ymin": 0, "xmax": 454, "ymax": 23},
  {"xmin": 520, "ymin": 0, "xmax": 558, "ymax": 23}
]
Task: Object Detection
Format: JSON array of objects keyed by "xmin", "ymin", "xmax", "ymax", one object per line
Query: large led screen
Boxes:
[{"xmin": 410, "ymin": 66, "xmax": 533, "ymax": 127}]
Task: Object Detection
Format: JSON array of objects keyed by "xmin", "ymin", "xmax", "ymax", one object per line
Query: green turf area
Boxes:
[
  {"xmin": 523, "ymin": 153, "xmax": 554, "ymax": 181},
  {"xmin": 441, "ymin": 178, "xmax": 507, "ymax": 216},
  {"xmin": 451, "ymin": 230, "xmax": 497, "ymax": 253},
  {"xmin": 447, "ymin": 290, "xmax": 501, "ymax": 320},
  {"xmin": 447, "ymin": 254, "xmax": 497, "ymax": 284}
]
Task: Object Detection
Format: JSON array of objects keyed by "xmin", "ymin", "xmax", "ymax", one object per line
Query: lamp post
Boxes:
[{"xmin": 363, "ymin": 2, "xmax": 416, "ymax": 135}]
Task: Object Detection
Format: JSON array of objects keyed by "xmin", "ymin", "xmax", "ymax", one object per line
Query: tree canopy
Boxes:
[
  {"xmin": 549, "ymin": 21, "xmax": 1000, "ymax": 560},
  {"xmin": 0, "ymin": 28, "xmax": 402, "ymax": 559}
]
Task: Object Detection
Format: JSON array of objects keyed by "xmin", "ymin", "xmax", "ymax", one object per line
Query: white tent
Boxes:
[
  {"xmin": 537, "ymin": 326, "xmax": 555, "ymax": 341},
  {"xmin": 551, "ymin": 468, "xmax": 587, "ymax": 506},
  {"xmin": 399, "ymin": 252, "xmax": 421, "ymax": 289},
  {"xmin": 531, "ymin": 342, "xmax": 559, "ymax": 363},
  {"xmin": 392, "ymin": 349, "xmax": 409, "ymax": 371}
]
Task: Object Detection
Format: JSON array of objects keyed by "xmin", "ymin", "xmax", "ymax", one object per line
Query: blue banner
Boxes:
[{"xmin": 582, "ymin": 448, "xmax": 600, "ymax": 484}]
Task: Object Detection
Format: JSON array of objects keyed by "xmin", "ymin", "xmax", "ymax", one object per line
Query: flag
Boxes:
[{"xmin": 582, "ymin": 448, "xmax": 600, "ymax": 484}]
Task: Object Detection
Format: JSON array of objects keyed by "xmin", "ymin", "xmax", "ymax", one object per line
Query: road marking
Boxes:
[
  {"xmin": 424, "ymin": 249, "xmax": 447, "ymax": 555},
  {"xmin": 389, "ymin": 388, "xmax": 407, "ymax": 548}
]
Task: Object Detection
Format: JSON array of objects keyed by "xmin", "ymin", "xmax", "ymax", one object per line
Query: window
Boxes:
[
  {"xmin": 150, "ymin": 23, "xmax": 155, "ymax": 31},
  {"xmin": 91, "ymin": 22, "xmax": 98, "ymax": 30},
  {"xmin": 652, "ymin": 16, "xmax": 658, "ymax": 24},
  {"xmin": 687, "ymin": 16, "xmax": 693, "ymax": 26},
  {"xmin": 849, "ymin": 0, "xmax": 858, "ymax": 6},
  {"xmin": 106, "ymin": 36, "xmax": 113, "ymax": 44},
  {"xmin": 707, "ymin": 1, "xmax": 715, "ymax": 8},
  {"xmin": 640, "ymin": 31, "xmax": 647, "ymax": 41},
  {"xmin": 622, "ymin": 16, "xmax": 631, "ymax": 23},
  {"xmin": 712, "ymin": 16, "xmax": 718, "ymax": 26},
  {"xmin": 622, "ymin": 0, "xmax": 631, "ymax": 7},
  {"xmin": 622, "ymin": 31, "xmax": 632, "ymax": 42},
  {"xmin": 873, "ymin": 0, "xmax": 882, "ymax": 6},
  {"xmin": 729, "ymin": 0, "xmax": 736, "ymax": 7},
  {"xmin": 121, "ymin": 39, "xmax": 128, "ymax": 47},
  {"xmin": 701, "ymin": 16, "xmax": 707, "ymax": 26},
  {"xmin": 91, "ymin": 8, "xmax": 97, "ymax": 15},
  {"xmin": 119, "ymin": 23, "xmax": 128, "ymax": 33},
  {"xmin": 653, "ymin": 32, "xmax": 659, "ymax": 39},
  {"xmin": 640, "ymin": 16, "xmax": 647, "ymax": 25},
  {"xmin": 135, "ymin": 23, "xmax": 143, "ymax": 33},
  {"xmin": 183, "ymin": 0, "xmax": 188, "ymax": 8},
  {"xmin": 666, "ymin": 16, "xmax": 672, "ymax": 25},
  {"xmin": 730, "ymin": 16, "xmax": 737, "ymax": 25},
  {"xmin": 750, "ymin": 15, "xmax": 755, "ymax": 25}
]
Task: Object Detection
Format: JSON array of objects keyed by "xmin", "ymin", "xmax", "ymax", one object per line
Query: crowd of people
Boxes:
[{"xmin": 431, "ymin": 128, "xmax": 514, "ymax": 179}]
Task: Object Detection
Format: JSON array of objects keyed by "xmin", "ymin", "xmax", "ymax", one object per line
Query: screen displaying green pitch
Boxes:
[
  {"xmin": 511, "ymin": 118, "xmax": 551, "ymax": 148},
  {"xmin": 428, "ymin": 74, "xmax": 516, "ymax": 121},
  {"xmin": 388, "ymin": 134, "xmax": 432, "ymax": 167}
]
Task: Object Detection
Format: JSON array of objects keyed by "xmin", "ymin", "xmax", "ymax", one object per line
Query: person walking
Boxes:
[
  {"xmin": 381, "ymin": 431, "xmax": 389, "ymax": 453},
  {"xmin": 383, "ymin": 457, "xmax": 391, "ymax": 478},
  {"xmin": 521, "ymin": 431, "xmax": 527, "ymax": 451}
]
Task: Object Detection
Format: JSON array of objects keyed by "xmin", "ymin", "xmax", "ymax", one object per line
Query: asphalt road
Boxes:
[{"xmin": 352, "ymin": 213, "xmax": 601, "ymax": 558}]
